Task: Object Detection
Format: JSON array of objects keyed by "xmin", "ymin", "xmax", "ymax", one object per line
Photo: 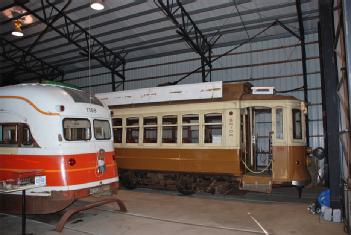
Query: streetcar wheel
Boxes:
[{"xmin": 176, "ymin": 174, "xmax": 196, "ymax": 195}]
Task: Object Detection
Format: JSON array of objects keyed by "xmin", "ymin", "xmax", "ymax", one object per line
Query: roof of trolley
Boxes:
[
  {"xmin": 100, "ymin": 82, "xmax": 299, "ymax": 109},
  {"xmin": 0, "ymin": 83, "xmax": 103, "ymax": 107}
]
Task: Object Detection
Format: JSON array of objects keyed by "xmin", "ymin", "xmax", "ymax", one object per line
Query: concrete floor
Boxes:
[{"xmin": 0, "ymin": 188, "xmax": 345, "ymax": 235}]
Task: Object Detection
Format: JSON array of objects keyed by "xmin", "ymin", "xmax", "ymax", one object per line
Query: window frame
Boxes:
[
  {"xmin": 93, "ymin": 119, "xmax": 112, "ymax": 140},
  {"xmin": 22, "ymin": 124, "xmax": 34, "ymax": 146},
  {"xmin": 62, "ymin": 118, "xmax": 91, "ymax": 141},
  {"xmin": 0, "ymin": 123, "xmax": 18, "ymax": 146},
  {"xmin": 126, "ymin": 117, "xmax": 140, "ymax": 144},
  {"xmin": 181, "ymin": 114, "xmax": 199, "ymax": 144},
  {"xmin": 112, "ymin": 117, "xmax": 123, "ymax": 144},
  {"xmin": 161, "ymin": 115, "xmax": 178, "ymax": 144},
  {"xmin": 204, "ymin": 113, "xmax": 223, "ymax": 145},
  {"xmin": 292, "ymin": 108, "xmax": 303, "ymax": 140},
  {"xmin": 143, "ymin": 116, "xmax": 158, "ymax": 144},
  {"xmin": 275, "ymin": 107, "xmax": 284, "ymax": 141}
]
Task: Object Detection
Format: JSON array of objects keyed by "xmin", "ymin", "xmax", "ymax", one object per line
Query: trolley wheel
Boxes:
[
  {"xmin": 121, "ymin": 171, "xmax": 137, "ymax": 190},
  {"xmin": 176, "ymin": 174, "xmax": 196, "ymax": 195}
]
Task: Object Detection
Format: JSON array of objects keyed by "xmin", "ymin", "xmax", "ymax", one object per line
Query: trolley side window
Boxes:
[
  {"xmin": 126, "ymin": 117, "xmax": 139, "ymax": 143},
  {"xmin": 112, "ymin": 118, "xmax": 122, "ymax": 143},
  {"xmin": 162, "ymin": 115, "xmax": 177, "ymax": 143},
  {"xmin": 0, "ymin": 124, "xmax": 17, "ymax": 145},
  {"xmin": 182, "ymin": 114, "xmax": 199, "ymax": 143},
  {"xmin": 94, "ymin": 120, "xmax": 111, "ymax": 140},
  {"xmin": 276, "ymin": 108, "xmax": 284, "ymax": 139},
  {"xmin": 22, "ymin": 125, "xmax": 34, "ymax": 146},
  {"xmin": 63, "ymin": 119, "xmax": 91, "ymax": 141},
  {"xmin": 143, "ymin": 116, "xmax": 157, "ymax": 143},
  {"xmin": 292, "ymin": 109, "xmax": 302, "ymax": 139},
  {"xmin": 204, "ymin": 113, "xmax": 222, "ymax": 144}
]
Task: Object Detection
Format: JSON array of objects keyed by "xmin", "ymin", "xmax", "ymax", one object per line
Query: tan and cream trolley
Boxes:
[{"xmin": 97, "ymin": 82, "xmax": 311, "ymax": 195}]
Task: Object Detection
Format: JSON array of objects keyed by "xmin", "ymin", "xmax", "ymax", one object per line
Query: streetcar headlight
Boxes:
[{"xmin": 68, "ymin": 158, "xmax": 76, "ymax": 166}]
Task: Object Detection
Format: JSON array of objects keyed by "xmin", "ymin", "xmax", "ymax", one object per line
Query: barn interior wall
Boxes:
[{"xmin": 64, "ymin": 33, "xmax": 323, "ymax": 149}]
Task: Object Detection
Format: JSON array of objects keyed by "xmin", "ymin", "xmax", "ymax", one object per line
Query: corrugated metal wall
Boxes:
[{"xmin": 64, "ymin": 33, "xmax": 323, "ymax": 148}]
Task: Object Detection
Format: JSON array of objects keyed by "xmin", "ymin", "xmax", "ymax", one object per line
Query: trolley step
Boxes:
[{"xmin": 240, "ymin": 175, "xmax": 272, "ymax": 193}]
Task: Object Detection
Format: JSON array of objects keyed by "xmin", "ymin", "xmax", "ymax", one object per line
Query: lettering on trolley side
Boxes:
[{"xmin": 228, "ymin": 111, "xmax": 234, "ymax": 137}]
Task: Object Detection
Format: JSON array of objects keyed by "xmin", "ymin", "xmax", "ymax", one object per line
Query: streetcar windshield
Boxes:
[
  {"xmin": 0, "ymin": 124, "xmax": 17, "ymax": 145},
  {"xmin": 63, "ymin": 118, "xmax": 91, "ymax": 141},
  {"xmin": 94, "ymin": 120, "xmax": 111, "ymax": 140}
]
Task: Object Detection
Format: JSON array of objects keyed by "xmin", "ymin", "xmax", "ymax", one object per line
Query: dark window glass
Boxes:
[
  {"xmin": 182, "ymin": 126, "xmax": 199, "ymax": 143},
  {"xmin": 292, "ymin": 109, "xmax": 302, "ymax": 139},
  {"xmin": 162, "ymin": 126, "xmax": 177, "ymax": 143},
  {"xmin": 113, "ymin": 128, "xmax": 122, "ymax": 143},
  {"xmin": 126, "ymin": 128, "xmax": 139, "ymax": 143},
  {"xmin": 182, "ymin": 114, "xmax": 199, "ymax": 143},
  {"xmin": 205, "ymin": 113, "xmax": 222, "ymax": 123},
  {"xmin": 182, "ymin": 114, "xmax": 199, "ymax": 124},
  {"xmin": 22, "ymin": 125, "xmax": 33, "ymax": 146},
  {"xmin": 205, "ymin": 125, "xmax": 222, "ymax": 144},
  {"xmin": 112, "ymin": 118, "xmax": 122, "ymax": 126},
  {"xmin": 144, "ymin": 117, "xmax": 157, "ymax": 143},
  {"xmin": 94, "ymin": 120, "xmax": 111, "ymax": 140},
  {"xmin": 162, "ymin": 115, "xmax": 177, "ymax": 143},
  {"xmin": 63, "ymin": 118, "xmax": 91, "ymax": 141},
  {"xmin": 127, "ymin": 117, "xmax": 139, "ymax": 126},
  {"xmin": 126, "ymin": 117, "xmax": 139, "ymax": 143},
  {"xmin": 144, "ymin": 127, "xmax": 157, "ymax": 143},
  {"xmin": 0, "ymin": 124, "xmax": 17, "ymax": 145},
  {"xmin": 144, "ymin": 117, "xmax": 157, "ymax": 126},
  {"xmin": 162, "ymin": 116, "xmax": 177, "ymax": 125},
  {"xmin": 276, "ymin": 108, "xmax": 284, "ymax": 139}
]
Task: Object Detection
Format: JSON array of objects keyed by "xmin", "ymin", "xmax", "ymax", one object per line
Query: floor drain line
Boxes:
[{"xmin": 97, "ymin": 208, "xmax": 268, "ymax": 234}]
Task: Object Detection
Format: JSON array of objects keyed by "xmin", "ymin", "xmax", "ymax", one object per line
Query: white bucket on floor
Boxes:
[{"xmin": 333, "ymin": 209, "xmax": 342, "ymax": 223}]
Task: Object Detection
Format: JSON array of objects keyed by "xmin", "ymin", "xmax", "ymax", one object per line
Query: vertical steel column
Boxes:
[
  {"xmin": 319, "ymin": 0, "xmax": 342, "ymax": 208},
  {"xmin": 296, "ymin": 0, "xmax": 310, "ymax": 146},
  {"xmin": 343, "ymin": 0, "xmax": 351, "ymax": 122},
  {"xmin": 122, "ymin": 63, "xmax": 126, "ymax": 91},
  {"xmin": 201, "ymin": 58, "xmax": 206, "ymax": 82},
  {"xmin": 111, "ymin": 72, "xmax": 116, "ymax": 92}
]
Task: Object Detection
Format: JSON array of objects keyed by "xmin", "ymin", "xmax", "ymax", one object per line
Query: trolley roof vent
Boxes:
[{"xmin": 251, "ymin": 87, "xmax": 275, "ymax": 95}]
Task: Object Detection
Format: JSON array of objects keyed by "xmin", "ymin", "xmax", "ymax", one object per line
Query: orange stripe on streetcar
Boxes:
[
  {"xmin": 0, "ymin": 163, "xmax": 116, "ymax": 173},
  {"xmin": 0, "ymin": 96, "xmax": 59, "ymax": 116}
]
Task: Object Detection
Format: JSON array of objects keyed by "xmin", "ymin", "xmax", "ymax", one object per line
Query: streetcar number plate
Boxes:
[
  {"xmin": 89, "ymin": 185, "xmax": 109, "ymax": 195},
  {"xmin": 90, "ymin": 187, "xmax": 102, "ymax": 195}
]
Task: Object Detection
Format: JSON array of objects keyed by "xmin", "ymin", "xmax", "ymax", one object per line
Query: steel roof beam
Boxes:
[
  {"xmin": 0, "ymin": 36, "xmax": 64, "ymax": 81},
  {"xmin": 19, "ymin": 6, "xmax": 317, "ymax": 70},
  {"xmin": 7, "ymin": 0, "xmax": 292, "ymax": 58},
  {"xmin": 14, "ymin": 0, "xmax": 127, "ymax": 81},
  {"xmin": 7, "ymin": 0, "xmax": 71, "ymax": 80},
  {"xmin": 1, "ymin": 0, "xmax": 197, "ymax": 49},
  {"xmin": 155, "ymin": 0, "xmax": 220, "ymax": 82},
  {"xmin": 17, "ymin": 27, "xmax": 318, "ymax": 82},
  {"xmin": 26, "ymin": 3, "xmax": 316, "ymax": 65},
  {"xmin": 3, "ymin": 0, "xmax": 303, "ymax": 62},
  {"xmin": 59, "ymin": 26, "xmax": 318, "ymax": 75},
  {"xmin": 33, "ymin": 11, "xmax": 318, "ymax": 69}
]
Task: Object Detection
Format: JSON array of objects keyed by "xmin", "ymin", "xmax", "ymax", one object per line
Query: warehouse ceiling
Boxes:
[{"xmin": 0, "ymin": 0, "xmax": 319, "ymax": 84}]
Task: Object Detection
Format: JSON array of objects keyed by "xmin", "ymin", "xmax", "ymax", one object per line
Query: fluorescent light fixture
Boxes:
[
  {"xmin": 90, "ymin": 0, "xmax": 104, "ymax": 10},
  {"xmin": 11, "ymin": 20, "xmax": 24, "ymax": 37}
]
